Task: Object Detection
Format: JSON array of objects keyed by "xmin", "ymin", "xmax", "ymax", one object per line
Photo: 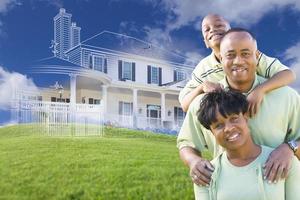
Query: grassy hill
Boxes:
[{"xmin": 0, "ymin": 125, "xmax": 200, "ymax": 200}]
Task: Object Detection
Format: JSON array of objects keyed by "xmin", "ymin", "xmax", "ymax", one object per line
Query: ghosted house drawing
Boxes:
[{"xmin": 32, "ymin": 8, "xmax": 194, "ymax": 132}]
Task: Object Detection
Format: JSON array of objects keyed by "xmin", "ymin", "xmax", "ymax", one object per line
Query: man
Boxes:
[
  {"xmin": 177, "ymin": 28, "xmax": 300, "ymax": 187},
  {"xmin": 179, "ymin": 14, "xmax": 295, "ymax": 117}
]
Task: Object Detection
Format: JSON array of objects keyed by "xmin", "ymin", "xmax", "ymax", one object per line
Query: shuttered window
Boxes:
[
  {"xmin": 119, "ymin": 60, "xmax": 135, "ymax": 81},
  {"xmin": 148, "ymin": 65, "xmax": 162, "ymax": 85}
]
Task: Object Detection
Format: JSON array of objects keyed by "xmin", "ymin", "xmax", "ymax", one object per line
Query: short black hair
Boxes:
[
  {"xmin": 197, "ymin": 90, "xmax": 248, "ymax": 130},
  {"xmin": 220, "ymin": 27, "xmax": 256, "ymax": 43}
]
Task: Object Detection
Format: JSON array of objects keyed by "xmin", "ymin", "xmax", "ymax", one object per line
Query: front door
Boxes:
[{"xmin": 147, "ymin": 105, "xmax": 161, "ymax": 127}]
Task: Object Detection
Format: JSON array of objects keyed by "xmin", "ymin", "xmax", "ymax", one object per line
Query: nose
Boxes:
[
  {"xmin": 209, "ymin": 27, "xmax": 216, "ymax": 33},
  {"xmin": 224, "ymin": 122, "xmax": 234, "ymax": 133},
  {"xmin": 233, "ymin": 55, "xmax": 245, "ymax": 65}
]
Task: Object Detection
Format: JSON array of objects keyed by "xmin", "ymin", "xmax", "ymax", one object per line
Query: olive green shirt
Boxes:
[
  {"xmin": 194, "ymin": 146, "xmax": 300, "ymax": 200},
  {"xmin": 179, "ymin": 52, "xmax": 290, "ymax": 103},
  {"xmin": 177, "ymin": 76, "xmax": 300, "ymax": 158}
]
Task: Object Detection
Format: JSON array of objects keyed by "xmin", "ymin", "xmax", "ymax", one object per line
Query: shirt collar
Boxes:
[
  {"xmin": 208, "ymin": 52, "xmax": 222, "ymax": 68},
  {"xmin": 219, "ymin": 75, "xmax": 265, "ymax": 95}
]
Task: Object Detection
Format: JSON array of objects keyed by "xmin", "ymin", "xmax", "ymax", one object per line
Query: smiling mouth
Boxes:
[
  {"xmin": 209, "ymin": 33, "xmax": 224, "ymax": 41},
  {"xmin": 227, "ymin": 133, "xmax": 239, "ymax": 142},
  {"xmin": 232, "ymin": 67, "xmax": 247, "ymax": 72}
]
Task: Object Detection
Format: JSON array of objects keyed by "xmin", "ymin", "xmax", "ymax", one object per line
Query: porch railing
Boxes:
[
  {"xmin": 12, "ymin": 100, "xmax": 103, "ymax": 136},
  {"xmin": 105, "ymin": 114, "xmax": 183, "ymax": 132}
]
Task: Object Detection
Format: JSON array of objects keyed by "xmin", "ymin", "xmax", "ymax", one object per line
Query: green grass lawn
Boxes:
[{"xmin": 0, "ymin": 125, "xmax": 205, "ymax": 200}]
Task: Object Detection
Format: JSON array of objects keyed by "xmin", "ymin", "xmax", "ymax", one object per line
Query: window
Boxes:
[
  {"xmin": 119, "ymin": 101, "xmax": 133, "ymax": 116},
  {"xmin": 118, "ymin": 60, "xmax": 135, "ymax": 81},
  {"xmin": 88, "ymin": 98, "xmax": 100, "ymax": 105},
  {"xmin": 94, "ymin": 99, "xmax": 100, "ymax": 104},
  {"xmin": 94, "ymin": 56, "xmax": 103, "ymax": 72},
  {"xmin": 88, "ymin": 55, "xmax": 107, "ymax": 72},
  {"xmin": 174, "ymin": 107, "xmax": 185, "ymax": 122},
  {"xmin": 151, "ymin": 67, "xmax": 159, "ymax": 84},
  {"xmin": 147, "ymin": 65, "xmax": 162, "ymax": 85},
  {"xmin": 174, "ymin": 70, "xmax": 186, "ymax": 81},
  {"xmin": 57, "ymin": 98, "xmax": 65, "ymax": 103},
  {"xmin": 147, "ymin": 105, "xmax": 161, "ymax": 118},
  {"xmin": 123, "ymin": 61, "xmax": 132, "ymax": 80},
  {"xmin": 52, "ymin": 97, "xmax": 67, "ymax": 102}
]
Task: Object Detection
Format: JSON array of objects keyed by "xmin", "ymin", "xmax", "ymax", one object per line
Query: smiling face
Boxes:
[
  {"xmin": 220, "ymin": 31, "xmax": 258, "ymax": 87},
  {"xmin": 201, "ymin": 14, "xmax": 230, "ymax": 49},
  {"xmin": 210, "ymin": 111, "xmax": 250, "ymax": 150}
]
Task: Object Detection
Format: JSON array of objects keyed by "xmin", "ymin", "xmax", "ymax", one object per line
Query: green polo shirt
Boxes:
[
  {"xmin": 177, "ymin": 75, "xmax": 300, "ymax": 158},
  {"xmin": 179, "ymin": 52, "xmax": 290, "ymax": 103},
  {"xmin": 194, "ymin": 145, "xmax": 300, "ymax": 200}
]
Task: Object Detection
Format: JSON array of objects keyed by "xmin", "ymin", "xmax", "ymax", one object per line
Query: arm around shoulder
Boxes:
[{"xmin": 180, "ymin": 84, "xmax": 204, "ymax": 112}]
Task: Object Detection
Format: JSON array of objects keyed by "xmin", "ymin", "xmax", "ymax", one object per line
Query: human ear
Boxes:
[{"xmin": 255, "ymin": 50, "xmax": 261, "ymax": 59}]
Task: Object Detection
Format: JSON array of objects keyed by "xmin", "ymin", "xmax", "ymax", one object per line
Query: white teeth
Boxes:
[
  {"xmin": 233, "ymin": 68, "xmax": 246, "ymax": 72},
  {"xmin": 228, "ymin": 133, "xmax": 239, "ymax": 141}
]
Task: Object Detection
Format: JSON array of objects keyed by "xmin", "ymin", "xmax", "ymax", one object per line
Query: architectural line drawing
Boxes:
[{"xmin": 14, "ymin": 8, "xmax": 195, "ymax": 134}]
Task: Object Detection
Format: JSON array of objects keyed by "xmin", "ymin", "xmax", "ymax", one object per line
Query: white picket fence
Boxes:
[{"xmin": 12, "ymin": 100, "xmax": 103, "ymax": 136}]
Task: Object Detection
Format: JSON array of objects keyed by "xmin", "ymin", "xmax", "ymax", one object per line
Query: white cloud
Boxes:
[
  {"xmin": 0, "ymin": 0, "xmax": 19, "ymax": 13},
  {"xmin": 140, "ymin": 0, "xmax": 300, "ymax": 67},
  {"xmin": 283, "ymin": 42, "xmax": 300, "ymax": 91},
  {"xmin": 0, "ymin": 66, "xmax": 39, "ymax": 110},
  {"xmin": 156, "ymin": 0, "xmax": 300, "ymax": 31}
]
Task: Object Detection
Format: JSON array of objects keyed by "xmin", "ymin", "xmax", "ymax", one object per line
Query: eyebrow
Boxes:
[{"xmin": 225, "ymin": 49, "xmax": 251, "ymax": 53}]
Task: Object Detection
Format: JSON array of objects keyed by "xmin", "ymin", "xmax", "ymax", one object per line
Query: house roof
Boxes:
[
  {"xmin": 80, "ymin": 31, "xmax": 196, "ymax": 67},
  {"xmin": 161, "ymin": 79, "xmax": 188, "ymax": 89},
  {"xmin": 30, "ymin": 57, "xmax": 111, "ymax": 84},
  {"xmin": 32, "ymin": 57, "xmax": 81, "ymax": 67}
]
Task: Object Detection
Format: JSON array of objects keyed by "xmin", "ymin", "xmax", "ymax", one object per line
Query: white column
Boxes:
[
  {"xmin": 70, "ymin": 74, "xmax": 77, "ymax": 106},
  {"xmin": 133, "ymin": 89, "xmax": 138, "ymax": 115},
  {"xmin": 161, "ymin": 92, "xmax": 166, "ymax": 121},
  {"xmin": 132, "ymin": 89, "xmax": 138, "ymax": 128},
  {"xmin": 102, "ymin": 85, "xmax": 108, "ymax": 114},
  {"xmin": 69, "ymin": 74, "xmax": 77, "ymax": 127}
]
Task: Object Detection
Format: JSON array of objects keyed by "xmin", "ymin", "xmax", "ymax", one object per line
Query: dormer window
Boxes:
[
  {"xmin": 174, "ymin": 70, "xmax": 186, "ymax": 81},
  {"xmin": 88, "ymin": 55, "xmax": 107, "ymax": 73}
]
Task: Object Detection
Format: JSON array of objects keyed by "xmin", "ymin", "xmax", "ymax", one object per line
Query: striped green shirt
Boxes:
[
  {"xmin": 177, "ymin": 76, "xmax": 300, "ymax": 158},
  {"xmin": 179, "ymin": 52, "xmax": 289, "ymax": 103}
]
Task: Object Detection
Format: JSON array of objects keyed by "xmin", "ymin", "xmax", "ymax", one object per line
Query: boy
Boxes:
[{"xmin": 179, "ymin": 14, "xmax": 295, "ymax": 117}]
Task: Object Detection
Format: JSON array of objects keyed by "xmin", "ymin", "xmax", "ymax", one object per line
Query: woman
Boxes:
[{"xmin": 195, "ymin": 90, "xmax": 300, "ymax": 200}]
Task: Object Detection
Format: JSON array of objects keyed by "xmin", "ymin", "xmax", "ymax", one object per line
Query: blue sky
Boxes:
[{"xmin": 0, "ymin": 0, "xmax": 300, "ymax": 124}]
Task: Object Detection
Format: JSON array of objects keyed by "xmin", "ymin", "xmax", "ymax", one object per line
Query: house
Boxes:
[{"xmin": 30, "ymin": 8, "xmax": 195, "ymax": 132}]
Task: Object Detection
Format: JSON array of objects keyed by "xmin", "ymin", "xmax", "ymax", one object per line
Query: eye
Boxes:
[
  {"xmin": 215, "ymin": 24, "xmax": 224, "ymax": 28},
  {"xmin": 226, "ymin": 53, "xmax": 235, "ymax": 59},
  {"xmin": 229, "ymin": 115, "xmax": 239, "ymax": 123},
  {"xmin": 203, "ymin": 27, "xmax": 209, "ymax": 32},
  {"xmin": 214, "ymin": 123, "xmax": 224, "ymax": 130},
  {"xmin": 241, "ymin": 52, "xmax": 251, "ymax": 57}
]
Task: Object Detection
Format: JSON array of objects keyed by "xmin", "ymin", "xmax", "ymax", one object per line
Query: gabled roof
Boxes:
[
  {"xmin": 32, "ymin": 57, "xmax": 81, "ymax": 67},
  {"xmin": 80, "ymin": 30, "xmax": 196, "ymax": 67}
]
